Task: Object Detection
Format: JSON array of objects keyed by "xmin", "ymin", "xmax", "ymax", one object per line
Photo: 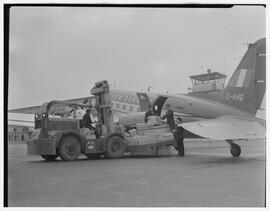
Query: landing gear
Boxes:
[
  {"xmin": 230, "ymin": 143, "xmax": 241, "ymax": 157},
  {"xmin": 226, "ymin": 140, "xmax": 241, "ymax": 157}
]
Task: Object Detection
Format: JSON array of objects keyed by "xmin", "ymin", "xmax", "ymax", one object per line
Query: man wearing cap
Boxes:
[
  {"xmin": 82, "ymin": 108, "xmax": 94, "ymax": 130},
  {"xmin": 161, "ymin": 104, "xmax": 175, "ymax": 131},
  {"xmin": 174, "ymin": 117, "xmax": 185, "ymax": 157}
]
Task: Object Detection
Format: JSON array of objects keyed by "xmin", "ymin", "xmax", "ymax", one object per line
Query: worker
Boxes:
[
  {"xmin": 174, "ymin": 117, "xmax": 185, "ymax": 157},
  {"xmin": 144, "ymin": 104, "xmax": 157, "ymax": 123},
  {"xmin": 115, "ymin": 122, "xmax": 125, "ymax": 136},
  {"xmin": 82, "ymin": 108, "xmax": 94, "ymax": 130},
  {"xmin": 161, "ymin": 104, "xmax": 175, "ymax": 131}
]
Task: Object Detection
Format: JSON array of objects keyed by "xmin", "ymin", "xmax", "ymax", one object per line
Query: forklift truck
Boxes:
[{"xmin": 27, "ymin": 80, "xmax": 175, "ymax": 161}]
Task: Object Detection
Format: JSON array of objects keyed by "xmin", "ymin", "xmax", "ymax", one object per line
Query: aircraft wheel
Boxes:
[
  {"xmin": 105, "ymin": 135, "xmax": 125, "ymax": 159},
  {"xmin": 41, "ymin": 155, "xmax": 58, "ymax": 161},
  {"xmin": 85, "ymin": 153, "xmax": 102, "ymax": 159},
  {"xmin": 230, "ymin": 143, "xmax": 241, "ymax": 157},
  {"xmin": 59, "ymin": 135, "xmax": 81, "ymax": 161}
]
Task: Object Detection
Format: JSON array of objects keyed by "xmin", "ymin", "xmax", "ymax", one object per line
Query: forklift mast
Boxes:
[{"xmin": 90, "ymin": 80, "xmax": 115, "ymax": 134}]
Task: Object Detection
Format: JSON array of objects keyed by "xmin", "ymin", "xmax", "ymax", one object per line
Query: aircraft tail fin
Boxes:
[{"xmin": 223, "ymin": 38, "xmax": 266, "ymax": 116}]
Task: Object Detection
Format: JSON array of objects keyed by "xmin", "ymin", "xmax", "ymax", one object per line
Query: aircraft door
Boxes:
[
  {"xmin": 136, "ymin": 92, "xmax": 151, "ymax": 112},
  {"xmin": 152, "ymin": 96, "xmax": 168, "ymax": 115}
]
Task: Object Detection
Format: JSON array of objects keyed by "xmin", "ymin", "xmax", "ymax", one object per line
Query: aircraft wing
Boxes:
[
  {"xmin": 8, "ymin": 96, "xmax": 94, "ymax": 114},
  {"xmin": 8, "ymin": 106, "xmax": 41, "ymax": 114},
  {"xmin": 180, "ymin": 115, "xmax": 265, "ymax": 140}
]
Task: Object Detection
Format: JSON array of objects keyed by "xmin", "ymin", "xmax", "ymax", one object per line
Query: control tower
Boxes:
[{"xmin": 188, "ymin": 69, "xmax": 227, "ymax": 94}]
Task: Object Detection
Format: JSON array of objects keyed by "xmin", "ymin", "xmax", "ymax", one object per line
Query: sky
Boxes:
[{"xmin": 8, "ymin": 5, "xmax": 266, "ymax": 109}]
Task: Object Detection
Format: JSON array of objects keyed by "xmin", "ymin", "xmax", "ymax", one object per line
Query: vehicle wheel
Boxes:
[
  {"xmin": 105, "ymin": 135, "xmax": 125, "ymax": 159},
  {"xmin": 41, "ymin": 155, "xmax": 58, "ymax": 161},
  {"xmin": 85, "ymin": 153, "xmax": 102, "ymax": 159},
  {"xmin": 59, "ymin": 135, "xmax": 81, "ymax": 161},
  {"xmin": 230, "ymin": 143, "xmax": 241, "ymax": 157}
]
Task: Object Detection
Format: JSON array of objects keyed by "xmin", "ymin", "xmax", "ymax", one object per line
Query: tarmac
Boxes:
[{"xmin": 7, "ymin": 139, "xmax": 266, "ymax": 207}]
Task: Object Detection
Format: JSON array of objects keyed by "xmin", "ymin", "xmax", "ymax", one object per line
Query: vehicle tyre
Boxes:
[
  {"xmin": 105, "ymin": 135, "xmax": 125, "ymax": 159},
  {"xmin": 59, "ymin": 135, "xmax": 81, "ymax": 161},
  {"xmin": 230, "ymin": 143, "xmax": 241, "ymax": 157},
  {"xmin": 85, "ymin": 153, "xmax": 102, "ymax": 159},
  {"xmin": 41, "ymin": 155, "xmax": 58, "ymax": 161}
]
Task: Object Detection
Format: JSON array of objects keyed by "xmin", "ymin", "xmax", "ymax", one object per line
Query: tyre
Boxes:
[
  {"xmin": 59, "ymin": 135, "xmax": 81, "ymax": 161},
  {"xmin": 230, "ymin": 143, "xmax": 241, "ymax": 157},
  {"xmin": 41, "ymin": 155, "xmax": 58, "ymax": 161},
  {"xmin": 105, "ymin": 135, "xmax": 125, "ymax": 159},
  {"xmin": 85, "ymin": 153, "xmax": 102, "ymax": 159}
]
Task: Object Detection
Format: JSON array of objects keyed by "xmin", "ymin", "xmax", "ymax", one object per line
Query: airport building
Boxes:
[{"xmin": 8, "ymin": 124, "xmax": 34, "ymax": 142}]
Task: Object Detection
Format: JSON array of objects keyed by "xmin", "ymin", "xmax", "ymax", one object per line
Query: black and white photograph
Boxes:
[{"xmin": 5, "ymin": 2, "xmax": 267, "ymax": 207}]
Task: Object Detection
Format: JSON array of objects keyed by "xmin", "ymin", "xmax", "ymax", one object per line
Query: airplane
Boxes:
[{"xmin": 8, "ymin": 38, "xmax": 266, "ymax": 157}]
